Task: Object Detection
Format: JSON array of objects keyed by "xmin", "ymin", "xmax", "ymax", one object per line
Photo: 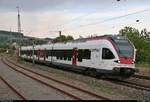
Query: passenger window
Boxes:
[
  {"xmin": 102, "ymin": 48, "xmax": 115, "ymax": 59},
  {"xmin": 78, "ymin": 49, "xmax": 83, "ymax": 62}
]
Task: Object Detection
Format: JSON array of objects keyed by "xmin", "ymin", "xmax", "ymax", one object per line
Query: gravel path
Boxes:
[
  {"xmin": 0, "ymin": 78, "xmax": 19, "ymax": 100},
  {"xmin": 0, "ymin": 57, "xmax": 72, "ymax": 100}
]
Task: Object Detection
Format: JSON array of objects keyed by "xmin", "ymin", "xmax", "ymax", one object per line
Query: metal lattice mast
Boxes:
[{"xmin": 17, "ymin": 6, "xmax": 21, "ymax": 33}]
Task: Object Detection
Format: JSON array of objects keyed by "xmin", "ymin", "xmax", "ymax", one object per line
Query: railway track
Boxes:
[
  {"xmin": 132, "ymin": 74, "xmax": 150, "ymax": 80},
  {"xmin": 2, "ymin": 57, "xmax": 110, "ymax": 100},
  {"xmin": 0, "ymin": 75, "xmax": 26, "ymax": 100},
  {"xmin": 106, "ymin": 78, "xmax": 150, "ymax": 92}
]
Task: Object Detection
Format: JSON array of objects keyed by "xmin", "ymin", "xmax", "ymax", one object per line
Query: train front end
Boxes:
[{"xmin": 110, "ymin": 36, "xmax": 137, "ymax": 77}]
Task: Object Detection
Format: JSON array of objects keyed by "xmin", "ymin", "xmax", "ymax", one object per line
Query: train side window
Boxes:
[
  {"xmin": 48, "ymin": 50, "xmax": 51, "ymax": 56},
  {"xmin": 59, "ymin": 50, "xmax": 63, "ymax": 60},
  {"xmin": 34, "ymin": 50, "xmax": 37, "ymax": 55},
  {"xmin": 102, "ymin": 48, "xmax": 115, "ymax": 59},
  {"xmin": 52, "ymin": 50, "xmax": 56, "ymax": 57},
  {"xmin": 78, "ymin": 49, "xmax": 83, "ymax": 62},
  {"xmin": 68, "ymin": 57, "xmax": 71, "ymax": 61},
  {"xmin": 83, "ymin": 49, "xmax": 91, "ymax": 59},
  {"xmin": 29, "ymin": 50, "xmax": 32, "ymax": 56},
  {"xmin": 55, "ymin": 50, "xmax": 59, "ymax": 59},
  {"xmin": 66, "ymin": 50, "xmax": 72, "ymax": 61},
  {"xmin": 60, "ymin": 50, "xmax": 63, "ymax": 60},
  {"xmin": 64, "ymin": 50, "xmax": 67, "ymax": 60}
]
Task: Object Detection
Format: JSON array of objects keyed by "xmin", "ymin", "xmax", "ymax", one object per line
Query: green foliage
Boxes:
[
  {"xmin": 18, "ymin": 37, "xmax": 48, "ymax": 46},
  {"xmin": 53, "ymin": 35, "xmax": 74, "ymax": 43},
  {"xmin": 119, "ymin": 26, "xmax": 150, "ymax": 64},
  {"xmin": 0, "ymin": 30, "xmax": 50, "ymax": 47},
  {"xmin": 0, "ymin": 48, "xmax": 6, "ymax": 53}
]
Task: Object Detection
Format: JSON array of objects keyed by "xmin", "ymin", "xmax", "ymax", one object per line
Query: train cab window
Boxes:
[{"xmin": 102, "ymin": 48, "xmax": 115, "ymax": 59}]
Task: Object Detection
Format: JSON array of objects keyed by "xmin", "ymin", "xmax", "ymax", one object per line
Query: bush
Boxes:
[{"xmin": 0, "ymin": 48, "xmax": 6, "ymax": 53}]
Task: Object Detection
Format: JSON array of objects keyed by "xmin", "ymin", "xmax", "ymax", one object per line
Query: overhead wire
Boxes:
[
  {"xmin": 49, "ymin": 1, "xmax": 121, "ymax": 30},
  {"xmin": 63, "ymin": 8, "xmax": 150, "ymax": 32},
  {"xmin": 49, "ymin": 1, "xmax": 150, "ymax": 37},
  {"xmin": 79, "ymin": 8, "xmax": 150, "ymax": 27}
]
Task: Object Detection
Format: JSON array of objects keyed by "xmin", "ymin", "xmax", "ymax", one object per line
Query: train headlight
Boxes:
[
  {"xmin": 114, "ymin": 60, "xmax": 120, "ymax": 63},
  {"xmin": 132, "ymin": 61, "xmax": 134, "ymax": 64}
]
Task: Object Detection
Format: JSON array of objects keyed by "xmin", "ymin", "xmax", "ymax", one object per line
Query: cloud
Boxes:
[
  {"xmin": 0, "ymin": 0, "xmax": 110, "ymax": 12},
  {"xmin": 0, "ymin": 0, "xmax": 150, "ymax": 39}
]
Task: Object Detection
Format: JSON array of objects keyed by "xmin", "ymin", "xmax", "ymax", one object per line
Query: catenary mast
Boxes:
[{"xmin": 17, "ymin": 6, "xmax": 21, "ymax": 33}]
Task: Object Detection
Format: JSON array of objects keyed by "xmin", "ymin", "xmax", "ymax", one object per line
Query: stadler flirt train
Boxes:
[{"xmin": 19, "ymin": 35, "xmax": 137, "ymax": 78}]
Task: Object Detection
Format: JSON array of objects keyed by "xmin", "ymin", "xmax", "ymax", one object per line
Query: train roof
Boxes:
[
  {"xmin": 21, "ymin": 35, "xmax": 127, "ymax": 50},
  {"xmin": 67, "ymin": 34, "xmax": 127, "ymax": 43}
]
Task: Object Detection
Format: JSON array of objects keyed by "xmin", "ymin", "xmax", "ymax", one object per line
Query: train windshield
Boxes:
[{"xmin": 112, "ymin": 36, "xmax": 134, "ymax": 58}]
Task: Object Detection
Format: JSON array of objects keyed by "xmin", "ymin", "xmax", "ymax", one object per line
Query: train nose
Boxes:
[{"xmin": 113, "ymin": 67, "xmax": 135, "ymax": 76}]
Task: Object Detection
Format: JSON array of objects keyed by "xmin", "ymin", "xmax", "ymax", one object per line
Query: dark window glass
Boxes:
[
  {"xmin": 34, "ymin": 50, "xmax": 37, "ymax": 55},
  {"xmin": 51, "ymin": 50, "xmax": 56, "ymax": 56},
  {"xmin": 112, "ymin": 36, "xmax": 134, "ymax": 58},
  {"xmin": 78, "ymin": 49, "xmax": 83, "ymax": 62},
  {"xmin": 66, "ymin": 50, "xmax": 72, "ymax": 61},
  {"xmin": 60, "ymin": 57, "xmax": 63, "ymax": 60},
  {"xmin": 102, "ymin": 48, "xmax": 115, "ymax": 59},
  {"xmin": 64, "ymin": 50, "xmax": 67, "ymax": 60},
  {"xmin": 77, "ymin": 49, "xmax": 91, "ymax": 62},
  {"xmin": 68, "ymin": 57, "xmax": 71, "ymax": 61},
  {"xmin": 83, "ymin": 49, "xmax": 91, "ymax": 59}
]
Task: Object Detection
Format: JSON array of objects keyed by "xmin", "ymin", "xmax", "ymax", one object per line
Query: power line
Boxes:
[
  {"xmin": 49, "ymin": 3, "xmax": 120, "ymax": 30},
  {"xmin": 50, "ymin": 0, "xmax": 128, "ymax": 30},
  {"xmin": 63, "ymin": 8, "xmax": 150, "ymax": 31},
  {"xmin": 49, "ymin": 13, "xmax": 94, "ymax": 29}
]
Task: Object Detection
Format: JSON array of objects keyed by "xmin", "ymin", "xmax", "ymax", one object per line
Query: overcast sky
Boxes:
[{"xmin": 0, "ymin": 0, "xmax": 150, "ymax": 39}]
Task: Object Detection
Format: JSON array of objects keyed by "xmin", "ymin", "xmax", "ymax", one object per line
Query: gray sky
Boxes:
[{"xmin": 0, "ymin": 0, "xmax": 150, "ymax": 38}]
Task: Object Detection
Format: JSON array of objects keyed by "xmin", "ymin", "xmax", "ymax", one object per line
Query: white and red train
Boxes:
[{"xmin": 19, "ymin": 35, "xmax": 137, "ymax": 78}]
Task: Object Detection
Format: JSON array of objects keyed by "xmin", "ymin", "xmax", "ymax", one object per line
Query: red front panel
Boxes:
[{"xmin": 120, "ymin": 57, "xmax": 133, "ymax": 64}]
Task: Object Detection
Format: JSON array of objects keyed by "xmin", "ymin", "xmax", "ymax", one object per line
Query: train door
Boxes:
[
  {"xmin": 91, "ymin": 49, "xmax": 100, "ymax": 66},
  {"xmin": 72, "ymin": 48, "xmax": 77, "ymax": 65},
  {"xmin": 101, "ymin": 48, "xmax": 115, "ymax": 69}
]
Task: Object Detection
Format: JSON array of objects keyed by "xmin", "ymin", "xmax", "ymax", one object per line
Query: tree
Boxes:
[
  {"xmin": 119, "ymin": 26, "xmax": 150, "ymax": 64},
  {"xmin": 140, "ymin": 28, "xmax": 150, "ymax": 40},
  {"xmin": 53, "ymin": 35, "xmax": 74, "ymax": 43},
  {"xmin": 66, "ymin": 35, "xmax": 74, "ymax": 41}
]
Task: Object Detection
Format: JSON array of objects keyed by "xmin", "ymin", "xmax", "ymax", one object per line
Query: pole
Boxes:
[
  {"xmin": 17, "ymin": 6, "xmax": 21, "ymax": 33},
  {"xmin": 59, "ymin": 31, "xmax": 61, "ymax": 37},
  {"xmin": 32, "ymin": 41, "xmax": 35, "ymax": 65},
  {"xmin": 16, "ymin": 6, "xmax": 22, "ymax": 61}
]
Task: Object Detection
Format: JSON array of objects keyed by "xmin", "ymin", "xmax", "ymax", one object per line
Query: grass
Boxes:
[{"xmin": 136, "ymin": 62, "xmax": 150, "ymax": 68}]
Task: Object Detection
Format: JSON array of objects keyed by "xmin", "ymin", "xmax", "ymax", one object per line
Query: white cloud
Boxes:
[{"xmin": 0, "ymin": 0, "xmax": 150, "ymax": 39}]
